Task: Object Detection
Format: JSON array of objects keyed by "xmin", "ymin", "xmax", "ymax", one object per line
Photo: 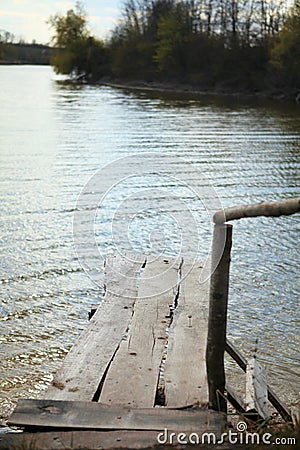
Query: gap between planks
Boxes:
[
  {"xmin": 99, "ymin": 256, "xmax": 182, "ymax": 408},
  {"xmin": 164, "ymin": 261, "xmax": 210, "ymax": 408},
  {"xmin": 42, "ymin": 253, "xmax": 211, "ymax": 411}
]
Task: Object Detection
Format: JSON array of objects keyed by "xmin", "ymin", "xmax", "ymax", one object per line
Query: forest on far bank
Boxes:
[
  {"xmin": 2, "ymin": 0, "xmax": 300, "ymax": 97},
  {"xmin": 0, "ymin": 30, "xmax": 51, "ymax": 65},
  {"xmin": 47, "ymin": 0, "xmax": 300, "ymax": 97}
]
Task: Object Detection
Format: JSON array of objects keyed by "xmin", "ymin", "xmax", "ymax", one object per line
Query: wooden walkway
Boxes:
[
  {"xmin": 5, "ymin": 197, "xmax": 299, "ymax": 449},
  {"xmin": 44, "ymin": 254, "xmax": 210, "ymax": 408},
  {"xmin": 6, "ymin": 254, "xmax": 224, "ymax": 449}
]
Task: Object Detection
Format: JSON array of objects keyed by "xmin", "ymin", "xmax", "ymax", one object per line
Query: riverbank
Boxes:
[{"xmin": 99, "ymin": 78, "xmax": 300, "ymax": 104}]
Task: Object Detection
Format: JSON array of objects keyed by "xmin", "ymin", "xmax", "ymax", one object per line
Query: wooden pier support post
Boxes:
[{"xmin": 206, "ymin": 223, "xmax": 232, "ymax": 413}]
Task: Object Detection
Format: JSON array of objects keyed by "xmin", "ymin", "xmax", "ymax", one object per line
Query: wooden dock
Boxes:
[
  {"xmin": 42, "ymin": 254, "xmax": 210, "ymax": 408},
  {"xmin": 5, "ymin": 254, "xmax": 224, "ymax": 449},
  {"xmin": 4, "ymin": 198, "xmax": 299, "ymax": 449}
]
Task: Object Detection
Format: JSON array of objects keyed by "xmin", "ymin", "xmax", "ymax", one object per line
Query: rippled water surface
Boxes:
[{"xmin": 0, "ymin": 65, "xmax": 299, "ymax": 418}]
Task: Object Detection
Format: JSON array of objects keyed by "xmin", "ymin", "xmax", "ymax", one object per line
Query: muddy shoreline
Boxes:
[{"xmin": 100, "ymin": 79, "xmax": 299, "ymax": 104}]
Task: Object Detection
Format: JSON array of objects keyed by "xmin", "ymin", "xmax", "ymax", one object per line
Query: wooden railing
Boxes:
[{"xmin": 206, "ymin": 197, "xmax": 300, "ymax": 413}]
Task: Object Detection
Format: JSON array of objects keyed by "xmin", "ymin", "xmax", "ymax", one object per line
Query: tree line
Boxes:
[
  {"xmin": 0, "ymin": 41, "xmax": 51, "ymax": 65},
  {"xmin": 49, "ymin": 0, "xmax": 300, "ymax": 95}
]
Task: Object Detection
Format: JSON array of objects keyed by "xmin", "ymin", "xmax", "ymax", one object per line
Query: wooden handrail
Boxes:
[
  {"xmin": 214, "ymin": 197, "xmax": 300, "ymax": 224},
  {"xmin": 207, "ymin": 197, "xmax": 299, "ymax": 414}
]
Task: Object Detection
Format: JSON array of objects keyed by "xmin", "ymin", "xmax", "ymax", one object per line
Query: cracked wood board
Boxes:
[
  {"xmin": 8, "ymin": 399, "xmax": 222, "ymax": 433},
  {"xmin": 246, "ymin": 357, "xmax": 268, "ymax": 419},
  {"xmin": 43, "ymin": 253, "xmax": 146, "ymax": 401},
  {"xmin": 164, "ymin": 260, "xmax": 210, "ymax": 408},
  {"xmin": 99, "ymin": 256, "xmax": 182, "ymax": 408}
]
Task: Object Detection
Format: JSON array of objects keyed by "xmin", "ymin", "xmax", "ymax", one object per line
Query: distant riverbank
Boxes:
[
  {"xmin": 0, "ymin": 43, "xmax": 51, "ymax": 66},
  {"xmin": 101, "ymin": 79, "xmax": 300, "ymax": 104},
  {"xmin": 0, "ymin": 61, "xmax": 49, "ymax": 65}
]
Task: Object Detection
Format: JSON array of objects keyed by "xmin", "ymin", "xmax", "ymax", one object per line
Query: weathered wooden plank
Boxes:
[
  {"xmin": 8, "ymin": 399, "xmax": 222, "ymax": 434},
  {"xmin": 99, "ymin": 256, "xmax": 182, "ymax": 408},
  {"xmin": 225, "ymin": 339, "xmax": 292, "ymax": 422},
  {"xmin": 164, "ymin": 260, "xmax": 209, "ymax": 408},
  {"xmin": 2, "ymin": 427, "xmax": 241, "ymax": 450},
  {"xmin": 103, "ymin": 253, "xmax": 146, "ymax": 297},
  {"xmin": 43, "ymin": 253, "xmax": 145, "ymax": 401},
  {"xmin": 0, "ymin": 430, "xmax": 162, "ymax": 450},
  {"xmin": 245, "ymin": 358, "xmax": 269, "ymax": 420}
]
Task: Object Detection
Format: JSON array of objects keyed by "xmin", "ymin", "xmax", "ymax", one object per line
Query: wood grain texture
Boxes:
[
  {"xmin": 43, "ymin": 253, "xmax": 145, "ymax": 401},
  {"xmin": 99, "ymin": 256, "xmax": 182, "ymax": 408},
  {"xmin": 8, "ymin": 399, "xmax": 222, "ymax": 433},
  {"xmin": 1, "ymin": 430, "xmax": 161, "ymax": 450},
  {"xmin": 164, "ymin": 260, "xmax": 209, "ymax": 408},
  {"xmin": 246, "ymin": 358, "xmax": 268, "ymax": 419}
]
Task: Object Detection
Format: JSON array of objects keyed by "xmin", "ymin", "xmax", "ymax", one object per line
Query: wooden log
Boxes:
[
  {"xmin": 206, "ymin": 224, "xmax": 232, "ymax": 413},
  {"xmin": 214, "ymin": 197, "xmax": 300, "ymax": 224},
  {"xmin": 225, "ymin": 340, "xmax": 292, "ymax": 423},
  {"xmin": 164, "ymin": 261, "xmax": 209, "ymax": 408},
  {"xmin": 8, "ymin": 399, "xmax": 222, "ymax": 433},
  {"xmin": 43, "ymin": 253, "xmax": 146, "ymax": 401},
  {"xmin": 99, "ymin": 257, "xmax": 182, "ymax": 408},
  {"xmin": 246, "ymin": 358, "xmax": 269, "ymax": 420}
]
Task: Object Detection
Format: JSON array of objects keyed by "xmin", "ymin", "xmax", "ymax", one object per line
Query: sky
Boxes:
[
  {"xmin": 0, "ymin": 0, "xmax": 122, "ymax": 44},
  {"xmin": 0, "ymin": 0, "xmax": 294, "ymax": 45}
]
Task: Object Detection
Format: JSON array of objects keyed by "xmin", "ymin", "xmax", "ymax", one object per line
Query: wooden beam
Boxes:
[
  {"xmin": 43, "ymin": 253, "xmax": 146, "ymax": 401},
  {"xmin": 225, "ymin": 384, "xmax": 246, "ymax": 414},
  {"xmin": 206, "ymin": 224, "xmax": 232, "ymax": 413},
  {"xmin": 8, "ymin": 399, "xmax": 222, "ymax": 433},
  {"xmin": 225, "ymin": 340, "xmax": 247, "ymax": 372},
  {"xmin": 267, "ymin": 386, "xmax": 293, "ymax": 424},
  {"xmin": 99, "ymin": 257, "xmax": 182, "ymax": 408},
  {"xmin": 164, "ymin": 261, "xmax": 209, "ymax": 408},
  {"xmin": 214, "ymin": 197, "xmax": 300, "ymax": 224}
]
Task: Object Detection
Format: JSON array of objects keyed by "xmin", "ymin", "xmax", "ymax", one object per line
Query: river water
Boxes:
[{"xmin": 0, "ymin": 65, "xmax": 299, "ymax": 418}]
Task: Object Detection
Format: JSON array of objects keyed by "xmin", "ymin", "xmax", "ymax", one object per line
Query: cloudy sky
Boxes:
[{"xmin": 0, "ymin": 0, "xmax": 122, "ymax": 44}]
